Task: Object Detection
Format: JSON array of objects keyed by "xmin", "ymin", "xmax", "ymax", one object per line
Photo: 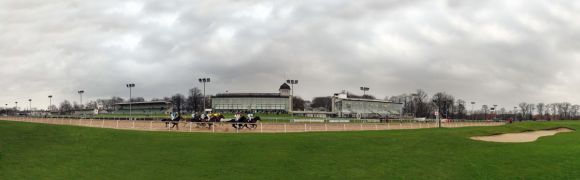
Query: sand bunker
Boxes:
[{"xmin": 471, "ymin": 128, "xmax": 574, "ymax": 143}]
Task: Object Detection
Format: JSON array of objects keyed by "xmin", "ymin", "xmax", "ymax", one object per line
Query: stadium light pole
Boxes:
[
  {"xmin": 286, "ymin": 80, "xmax": 298, "ymax": 114},
  {"xmin": 78, "ymin": 90, "xmax": 84, "ymax": 109},
  {"xmin": 28, "ymin": 99, "xmax": 32, "ymax": 113},
  {"xmin": 198, "ymin": 78, "xmax": 210, "ymax": 113},
  {"xmin": 48, "ymin": 95, "xmax": 53, "ymax": 112},
  {"xmin": 360, "ymin": 87, "xmax": 370, "ymax": 96},
  {"xmin": 513, "ymin": 107, "xmax": 518, "ymax": 121},
  {"xmin": 470, "ymin": 102, "xmax": 476, "ymax": 120},
  {"xmin": 360, "ymin": 86, "xmax": 370, "ymax": 117},
  {"xmin": 493, "ymin": 104, "xmax": 498, "ymax": 120},
  {"xmin": 126, "ymin": 83, "xmax": 135, "ymax": 121},
  {"xmin": 15, "ymin": 101, "xmax": 18, "ymax": 113}
]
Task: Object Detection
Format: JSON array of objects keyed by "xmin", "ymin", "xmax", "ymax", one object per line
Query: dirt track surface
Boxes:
[
  {"xmin": 471, "ymin": 128, "xmax": 574, "ymax": 143},
  {"xmin": 1, "ymin": 117, "xmax": 505, "ymax": 133}
]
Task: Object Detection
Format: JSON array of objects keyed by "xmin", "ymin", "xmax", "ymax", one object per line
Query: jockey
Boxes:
[
  {"xmin": 234, "ymin": 113, "xmax": 241, "ymax": 122},
  {"xmin": 170, "ymin": 112, "xmax": 176, "ymax": 121}
]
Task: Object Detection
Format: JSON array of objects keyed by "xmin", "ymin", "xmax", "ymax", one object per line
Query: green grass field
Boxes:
[{"xmin": 1, "ymin": 120, "xmax": 579, "ymax": 179}]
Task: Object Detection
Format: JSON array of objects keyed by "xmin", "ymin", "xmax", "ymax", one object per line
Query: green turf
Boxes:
[{"xmin": 0, "ymin": 120, "xmax": 579, "ymax": 179}]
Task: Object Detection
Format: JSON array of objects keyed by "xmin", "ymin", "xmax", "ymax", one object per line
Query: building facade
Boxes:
[
  {"xmin": 211, "ymin": 83, "xmax": 291, "ymax": 113},
  {"xmin": 332, "ymin": 93, "xmax": 403, "ymax": 118}
]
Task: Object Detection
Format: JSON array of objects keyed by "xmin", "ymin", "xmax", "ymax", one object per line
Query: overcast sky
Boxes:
[{"xmin": 1, "ymin": 0, "xmax": 580, "ymax": 110}]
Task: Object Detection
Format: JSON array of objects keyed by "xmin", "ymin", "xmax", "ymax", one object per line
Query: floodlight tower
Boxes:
[
  {"xmin": 198, "ymin": 78, "xmax": 211, "ymax": 112},
  {"xmin": 493, "ymin": 104, "xmax": 498, "ymax": 119},
  {"xmin": 360, "ymin": 86, "xmax": 370, "ymax": 116},
  {"xmin": 78, "ymin": 90, "xmax": 85, "ymax": 109},
  {"xmin": 286, "ymin": 79, "xmax": 298, "ymax": 113},
  {"xmin": 360, "ymin": 87, "xmax": 370, "ymax": 96},
  {"xmin": 15, "ymin": 101, "xmax": 18, "ymax": 112},
  {"xmin": 514, "ymin": 106, "xmax": 518, "ymax": 121},
  {"xmin": 471, "ymin": 102, "xmax": 476, "ymax": 120},
  {"xmin": 126, "ymin": 83, "xmax": 135, "ymax": 120},
  {"xmin": 28, "ymin": 99, "xmax": 32, "ymax": 113},
  {"xmin": 48, "ymin": 95, "xmax": 53, "ymax": 112}
]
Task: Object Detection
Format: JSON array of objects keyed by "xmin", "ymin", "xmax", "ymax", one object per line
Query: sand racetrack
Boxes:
[{"xmin": 471, "ymin": 128, "xmax": 574, "ymax": 143}]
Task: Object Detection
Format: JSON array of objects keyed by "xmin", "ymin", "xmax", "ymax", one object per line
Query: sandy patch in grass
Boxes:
[{"xmin": 471, "ymin": 128, "xmax": 574, "ymax": 143}]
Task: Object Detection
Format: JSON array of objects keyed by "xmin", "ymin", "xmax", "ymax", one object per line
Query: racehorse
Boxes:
[
  {"xmin": 205, "ymin": 114, "xmax": 225, "ymax": 129},
  {"xmin": 162, "ymin": 115, "xmax": 182, "ymax": 130},
  {"xmin": 185, "ymin": 114, "xmax": 203, "ymax": 128},
  {"xmin": 229, "ymin": 115, "xmax": 248, "ymax": 129},
  {"xmin": 243, "ymin": 116, "xmax": 261, "ymax": 129}
]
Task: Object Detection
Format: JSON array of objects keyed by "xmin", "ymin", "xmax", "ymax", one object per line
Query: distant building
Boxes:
[
  {"xmin": 211, "ymin": 83, "xmax": 291, "ymax": 113},
  {"xmin": 332, "ymin": 92, "xmax": 403, "ymax": 118},
  {"xmin": 114, "ymin": 101, "xmax": 172, "ymax": 115}
]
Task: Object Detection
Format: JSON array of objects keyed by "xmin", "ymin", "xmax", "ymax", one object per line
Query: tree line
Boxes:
[{"xmin": 2, "ymin": 87, "xmax": 579, "ymax": 120}]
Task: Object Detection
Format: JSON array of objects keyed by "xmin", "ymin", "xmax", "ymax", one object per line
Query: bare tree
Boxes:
[
  {"xmin": 456, "ymin": 99, "xmax": 466, "ymax": 118},
  {"xmin": 171, "ymin": 94, "xmax": 186, "ymax": 113},
  {"xmin": 311, "ymin": 96, "xmax": 332, "ymax": 111},
  {"xmin": 185, "ymin": 87, "xmax": 203, "ymax": 112},
  {"xmin": 561, "ymin": 102, "xmax": 571, "ymax": 120},
  {"xmin": 130, "ymin": 97, "xmax": 146, "ymax": 102},
  {"xmin": 536, "ymin": 103, "xmax": 545, "ymax": 119},
  {"xmin": 518, "ymin": 102, "xmax": 529, "ymax": 119},
  {"xmin": 550, "ymin": 103, "xmax": 559, "ymax": 120},
  {"xmin": 59, "ymin": 100, "xmax": 73, "ymax": 114},
  {"xmin": 86, "ymin": 100, "xmax": 98, "ymax": 109},
  {"xmin": 432, "ymin": 92, "xmax": 454, "ymax": 118},
  {"xmin": 292, "ymin": 96, "xmax": 306, "ymax": 111},
  {"xmin": 527, "ymin": 104, "xmax": 535, "ymax": 120},
  {"xmin": 571, "ymin": 105, "xmax": 580, "ymax": 119}
]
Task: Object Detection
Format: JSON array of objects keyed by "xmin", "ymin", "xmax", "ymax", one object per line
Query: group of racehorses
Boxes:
[{"xmin": 161, "ymin": 113, "xmax": 261, "ymax": 130}]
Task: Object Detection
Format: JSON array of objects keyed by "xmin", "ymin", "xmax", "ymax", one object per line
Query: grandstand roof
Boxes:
[
  {"xmin": 115, "ymin": 101, "xmax": 171, "ymax": 105},
  {"xmin": 213, "ymin": 93, "xmax": 290, "ymax": 98},
  {"xmin": 279, "ymin": 83, "xmax": 291, "ymax": 90}
]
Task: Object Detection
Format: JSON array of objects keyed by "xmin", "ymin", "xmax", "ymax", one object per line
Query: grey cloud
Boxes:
[{"xmin": 1, "ymin": 0, "xmax": 580, "ymax": 110}]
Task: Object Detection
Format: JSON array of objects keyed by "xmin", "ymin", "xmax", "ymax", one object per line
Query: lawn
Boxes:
[{"xmin": 0, "ymin": 120, "xmax": 579, "ymax": 179}]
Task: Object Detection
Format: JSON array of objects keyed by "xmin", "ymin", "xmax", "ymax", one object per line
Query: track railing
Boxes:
[{"xmin": 0, "ymin": 116, "xmax": 506, "ymax": 133}]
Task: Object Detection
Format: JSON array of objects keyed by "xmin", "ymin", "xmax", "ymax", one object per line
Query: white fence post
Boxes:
[
  {"xmin": 325, "ymin": 124, "xmax": 328, "ymax": 132},
  {"xmin": 116, "ymin": 120, "xmax": 119, "ymax": 129},
  {"xmin": 260, "ymin": 123, "xmax": 263, "ymax": 133},
  {"xmin": 284, "ymin": 124, "xmax": 287, "ymax": 133},
  {"xmin": 150, "ymin": 121, "xmax": 153, "ymax": 131}
]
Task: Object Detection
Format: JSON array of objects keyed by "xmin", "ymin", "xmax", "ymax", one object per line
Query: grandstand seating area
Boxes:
[{"xmin": 112, "ymin": 101, "xmax": 172, "ymax": 115}]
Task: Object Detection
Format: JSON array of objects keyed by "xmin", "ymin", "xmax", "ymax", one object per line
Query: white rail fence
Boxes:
[{"xmin": 1, "ymin": 116, "xmax": 506, "ymax": 133}]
